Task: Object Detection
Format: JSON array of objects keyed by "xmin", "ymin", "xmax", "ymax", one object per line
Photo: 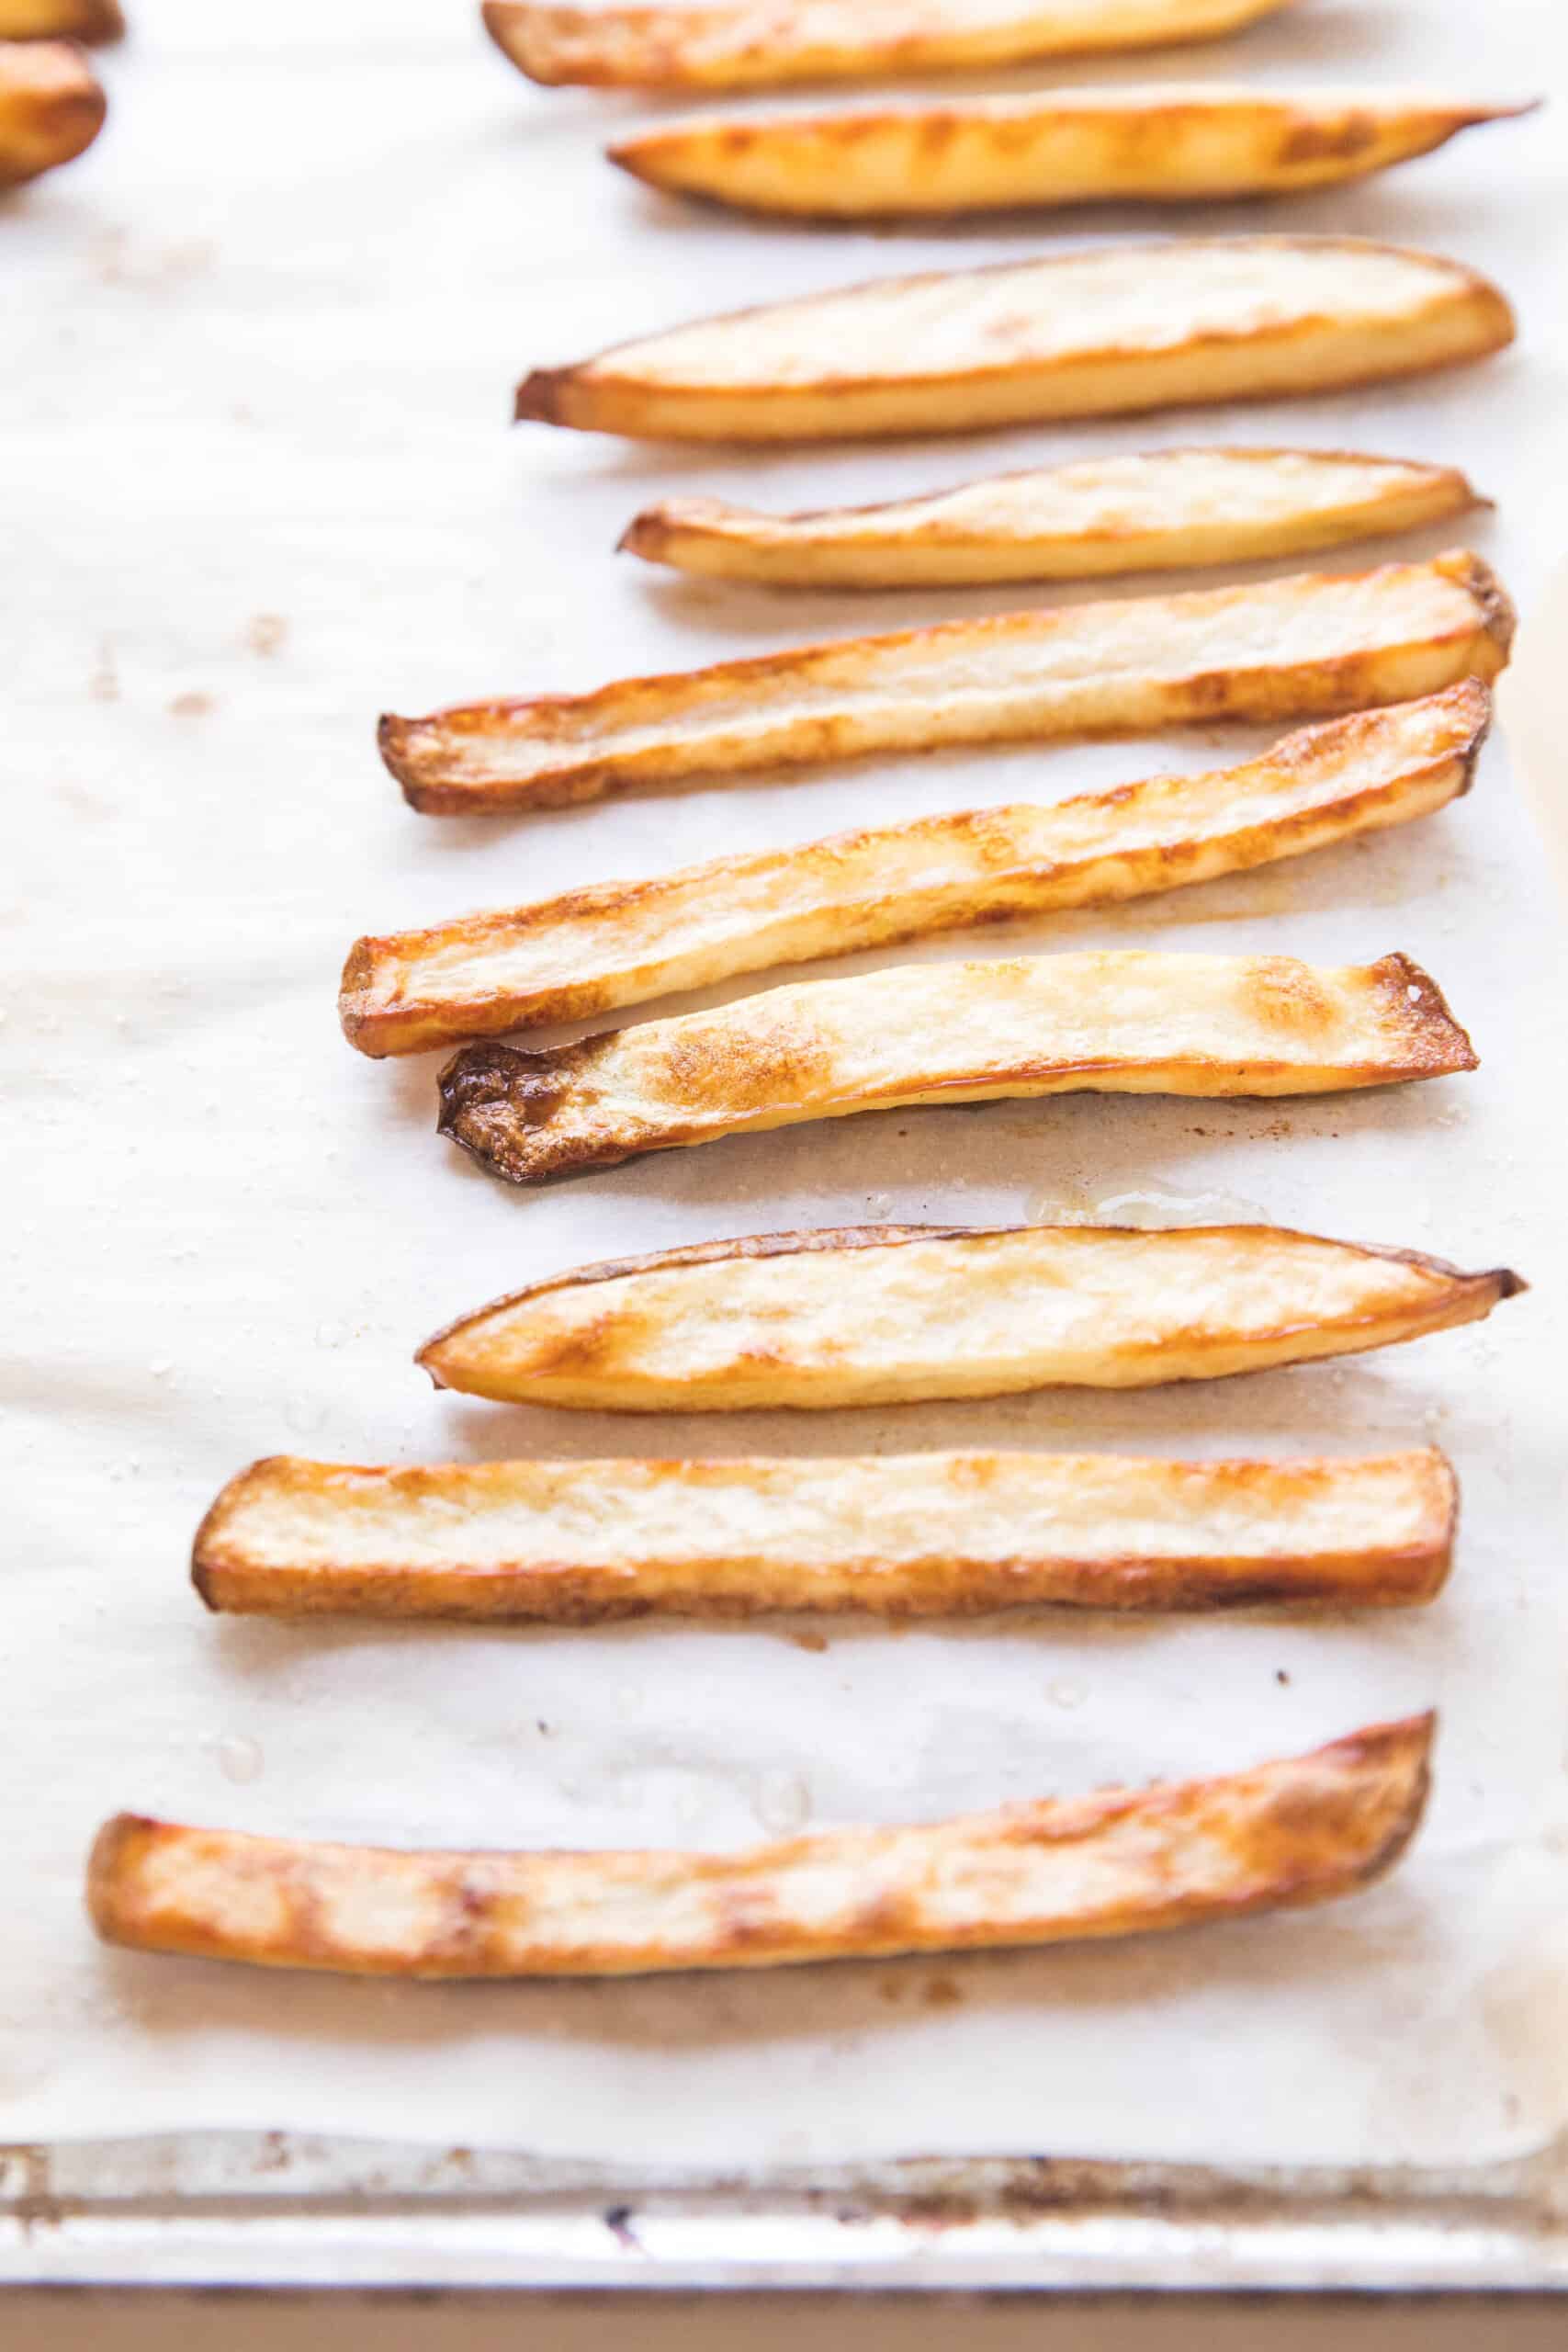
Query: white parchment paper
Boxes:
[{"xmin": 6, "ymin": 0, "xmax": 1568, "ymax": 2168}]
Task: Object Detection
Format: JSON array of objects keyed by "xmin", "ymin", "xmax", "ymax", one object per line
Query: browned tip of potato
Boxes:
[
  {"xmin": 1377, "ymin": 949, "xmax": 1479, "ymax": 1073},
  {"xmin": 615, "ymin": 508, "xmax": 671, "ymax": 560},
  {"xmin": 514, "ymin": 368, "xmax": 571, "ymax": 424},
  {"xmin": 1439, "ymin": 548, "xmax": 1517, "ymax": 662},
  {"xmin": 189, "ymin": 1456, "xmax": 282, "ymax": 1612},
  {"xmin": 0, "ymin": 38, "xmax": 107, "ymax": 186},
  {"xmin": 85, "ymin": 1812, "xmax": 155, "ymax": 1945},
  {"xmin": 1315, "ymin": 1710, "xmax": 1434, "ymax": 1888},
  {"xmin": 376, "ymin": 712, "xmax": 436, "ymax": 810},
  {"xmin": 336, "ymin": 936, "xmax": 379, "ymax": 1049}
]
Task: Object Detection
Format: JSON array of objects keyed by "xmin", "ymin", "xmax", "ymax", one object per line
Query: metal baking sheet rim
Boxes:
[{"xmin": 6, "ymin": 2130, "xmax": 1568, "ymax": 2289}]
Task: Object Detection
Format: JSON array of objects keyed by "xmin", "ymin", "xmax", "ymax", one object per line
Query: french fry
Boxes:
[
  {"xmin": 435, "ymin": 949, "xmax": 1477, "ymax": 1187},
  {"xmin": 380, "ymin": 550, "xmax": 1512, "ymax": 816},
  {"xmin": 420, "ymin": 1223, "xmax": 1521, "ymax": 1412},
  {"xmin": 483, "ymin": 0, "xmax": 1299, "ymax": 95},
  {"xmin": 0, "ymin": 39, "xmax": 105, "ymax": 187},
  {"xmin": 620, "ymin": 447, "xmax": 1483, "ymax": 591},
  {"xmin": 193, "ymin": 1449, "xmax": 1459, "ymax": 1622},
  {"xmin": 0, "ymin": 0, "xmax": 121, "ymax": 36},
  {"xmin": 610, "ymin": 89, "xmax": 1536, "ymax": 219},
  {"xmin": 346, "ymin": 687, "xmax": 1487, "ymax": 1057},
  {"xmin": 86, "ymin": 1714, "xmax": 1434, "ymax": 1978},
  {"xmin": 512, "ymin": 237, "xmax": 1513, "ymax": 444}
]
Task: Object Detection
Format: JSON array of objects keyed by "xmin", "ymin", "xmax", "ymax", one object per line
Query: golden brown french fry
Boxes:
[
  {"xmin": 380, "ymin": 550, "xmax": 1512, "ymax": 816},
  {"xmin": 0, "ymin": 0, "xmax": 121, "ymax": 36},
  {"xmin": 610, "ymin": 89, "xmax": 1536, "ymax": 218},
  {"xmin": 346, "ymin": 688, "xmax": 1487, "ymax": 1057},
  {"xmin": 435, "ymin": 949, "xmax": 1476, "ymax": 1187},
  {"xmin": 193, "ymin": 1449, "xmax": 1458, "ymax": 1622},
  {"xmin": 483, "ymin": 0, "xmax": 1298, "ymax": 94},
  {"xmin": 420, "ymin": 1223, "xmax": 1521, "ymax": 1412},
  {"xmin": 513, "ymin": 237, "xmax": 1513, "ymax": 444},
  {"xmin": 86, "ymin": 1714, "xmax": 1434, "ymax": 1978},
  {"xmin": 620, "ymin": 447, "xmax": 1483, "ymax": 591},
  {"xmin": 0, "ymin": 39, "xmax": 105, "ymax": 187}
]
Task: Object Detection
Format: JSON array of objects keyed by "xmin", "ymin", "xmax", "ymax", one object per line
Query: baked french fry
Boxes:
[
  {"xmin": 610, "ymin": 89, "xmax": 1536, "ymax": 219},
  {"xmin": 435, "ymin": 949, "xmax": 1476, "ymax": 1186},
  {"xmin": 620, "ymin": 447, "xmax": 1483, "ymax": 591},
  {"xmin": 86, "ymin": 1714, "xmax": 1434, "ymax": 1978},
  {"xmin": 483, "ymin": 0, "xmax": 1299, "ymax": 94},
  {"xmin": 420, "ymin": 1223, "xmax": 1521, "ymax": 1412},
  {"xmin": 346, "ymin": 687, "xmax": 1486, "ymax": 1057},
  {"xmin": 380, "ymin": 549, "xmax": 1512, "ymax": 816},
  {"xmin": 512, "ymin": 238, "xmax": 1514, "ymax": 444},
  {"xmin": 193, "ymin": 1449, "xmax": 1458, "ymax": 1622},
  {"xmin": 0, "ymin": 0, "xmax": 121, "ymax": 36},
  {"xmin": 0, "ymin": 39, "xmax": 105, "ymax": 187}
]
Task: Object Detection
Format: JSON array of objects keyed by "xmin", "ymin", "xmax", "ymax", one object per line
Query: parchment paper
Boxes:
[{"xmin": 6, "ymin": 0, "xmax": 1568, "ymax": 2168}]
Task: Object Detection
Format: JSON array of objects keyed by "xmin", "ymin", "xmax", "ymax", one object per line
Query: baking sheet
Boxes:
[{"xmin": 6, "ymin": 0, "xmax": 1568, "ymax": 2172}]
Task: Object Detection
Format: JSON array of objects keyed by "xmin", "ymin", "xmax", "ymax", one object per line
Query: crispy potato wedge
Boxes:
[
  {"xmin": 620, "ymin": 447, "xmax": 1483, "ymax": 591},
  {"xmin": 483, "ymin": 0, "xmax": 1298, "ymax": 94},
  {"xmin": 347, "ymin": 687, "xmax": 1488, "ymax": 1057},
  {"xmin": 381, "ymin": 549, "xmax": 1512, "ymax": 816},
  {"xmin": 0, "ymin": 39, "xmax": 105, "ymax": 187},
  {"xmin": 611, "ymin": 89, "xmax": 1536, "ymax": 219},
  {"xmin": 193, "ymin": 1449, "xmax": 1458, "ymax": 1622},
  {"xmin": 0, "ymin": 0, "xmax": 120, "ymax": 35},
  {"xmin": 420, "ymin": 1223, "xmax": 1521, "ymax": 1412},
  {"xmin": 87, "ymin": 1714, "xmax": 1433, "ymax": 1978},
  {"xmin": 512, "ymin": 237, "xmax": 1513, "ymax": 444},
  {"xmin": 435, "ymin": 948, "xmax": 1476, "ymax": 1186}
]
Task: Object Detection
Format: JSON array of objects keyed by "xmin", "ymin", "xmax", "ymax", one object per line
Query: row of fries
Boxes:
[{"xmin": 89, "ymin": 0, "xmax": 1534, "ymax": 1987}]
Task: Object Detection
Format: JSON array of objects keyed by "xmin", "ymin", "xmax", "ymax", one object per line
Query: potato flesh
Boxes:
[
  {"xmin": 611, "ymin": 91, "xmax": 1531, "ymax": 218},
  {"xmin": 86, "ymin": 1715, "xmax": 1432, "ymax": 1977},
  {"xmin": 620, "ymin": 447, "xmax": 1481, "ymax": 589},
  {"xmin": 344, "ymin": 687, "xmax": 1485, "ymax": 1056},
  {"xmin": 513, "ymin": 238, "xmax": 1514, "ymax": 442},
  {"xmin": 484, "ymin": 0, "xmax": 1299, "ymax": 93},
  {"xmin": 193, "ymin": 1449, "xmax": 1458, "ymax": 1620},
  {"xmin": 0, "ymin": 40, "xmax": 105, "ymax": 187},
  {"xmin": 382, "ymin": 551, "xmax": 1511, "ymax": 813},
  {"xmin": 420, "ymin": 1223, "xmax": 1518, "ymax": 1411}
]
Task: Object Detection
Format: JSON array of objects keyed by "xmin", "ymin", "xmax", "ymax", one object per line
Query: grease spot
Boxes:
[{"xmin": 247, "ymin": 614, "xmax": 288, "ymax": 657}]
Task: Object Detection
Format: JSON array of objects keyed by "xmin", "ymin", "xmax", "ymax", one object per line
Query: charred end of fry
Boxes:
[
  {"xmin": 1438, "ymin": 548, "xmax": 1517, "ymax": 663},
  {"xmin": 514, "ymin": 367, "xmax": 575, "ymax": 425},
  {"xmin": 376, "ymin": 711, "xmax": 421, "ymax": 796},
  {"xmin": 438, "ymin": 1040, "xmax": 581, "ymax": 1181},
  {"xmin": 1372, "ymin": 949, "xmax": 1479, "ymax": 1073},
  {"xmin": 616, "ymin": 507, "xmax": 677, "ymax": 560}
]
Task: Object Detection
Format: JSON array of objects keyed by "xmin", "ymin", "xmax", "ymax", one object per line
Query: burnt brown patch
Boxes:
[{"xmin": 1277, "ymin": 110, "xmax": 1381, "ymax": 168}]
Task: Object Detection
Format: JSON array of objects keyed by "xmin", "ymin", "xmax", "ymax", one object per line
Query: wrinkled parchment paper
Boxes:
[{"xmin": 6, "ymin": 0, "xmax": 1568, "ymax": 2167}]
